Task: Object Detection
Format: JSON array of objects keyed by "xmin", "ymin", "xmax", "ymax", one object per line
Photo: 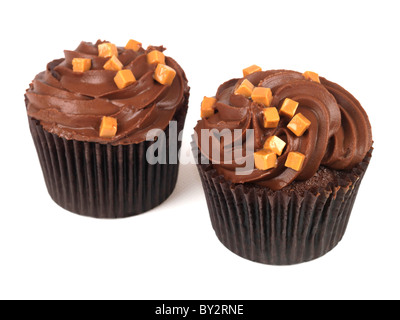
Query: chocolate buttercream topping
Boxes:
[
  {"xmin": 26, "ymin": 40, "xmax": 189, "ymax": 145},
  {"xmin": 194, "ymin": 70, "xmax": 372, "ymax": 190}
]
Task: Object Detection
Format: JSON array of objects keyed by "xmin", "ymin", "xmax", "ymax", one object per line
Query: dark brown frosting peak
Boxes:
[
  {"xmin": 194, "ymin": 70, "xmax": 372, "ymax": 190},
  {"xmin": 26, "ymin": 40, "xmax": 189, "ymax": 145}
]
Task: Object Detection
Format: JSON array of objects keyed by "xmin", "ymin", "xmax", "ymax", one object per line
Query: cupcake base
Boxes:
[
  {"xmin": 28, "ymin": 96, "xmax": 188, "ymax": 219},
  {"xmin": 194, "ymin": 143, "xmax": 372, "ymax": 265}
]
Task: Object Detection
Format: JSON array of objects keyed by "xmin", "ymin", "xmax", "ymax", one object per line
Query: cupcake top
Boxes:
[
  {"xmin": 194, "ymin": 68, "xmax": 372, "ymax": 191},
  {"xmin": 26, "ymin": 40, "xmax": 189, "ymax": 145}
]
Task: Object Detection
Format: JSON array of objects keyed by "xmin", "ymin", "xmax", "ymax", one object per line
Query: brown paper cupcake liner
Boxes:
[
  {"xmin": 193, "ymin": 141, "xmax": 372, "ymax": 265},
  {"xmin": 28, "ymin": 97, "xmax": 188, "ymax": 219}
]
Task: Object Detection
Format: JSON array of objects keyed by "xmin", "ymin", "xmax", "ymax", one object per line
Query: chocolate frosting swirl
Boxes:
[
  {"xmin": 26, "ymin": 40, "xmax": 189, "ymax": 145},
  {"xmin": 194, "ymin": 70, "xmax": 372, "ymax": 190}
]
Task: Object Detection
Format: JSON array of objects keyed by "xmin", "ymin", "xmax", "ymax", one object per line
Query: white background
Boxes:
[{"xmin": 0, "ymin": 0, "xmax": 398, "ymax": 300}]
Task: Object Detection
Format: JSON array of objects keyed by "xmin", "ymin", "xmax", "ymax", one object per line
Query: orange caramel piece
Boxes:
[
  {"xmin": 125, "ymin": 39, "xmax": 142, "ymax": 52},
  {"xmin": 154, "ymin": 64, "xmax": 176, "ymax": 86},
  {"xmin": 303, "ymin": 71, "xmax": 321, "ymax": 83},
  {"xmin": 279, "ymin": 98, "xmax": 299, "ymax": 118},
  {"xmin": 147, "ymin": 50, "xmax": 165, "ymax": 65},
  {"xmin": 264, "ymin": 136, "xmax": 286, "ymax": 156},
  {"xmin": 103, "ymin": 55, "xmax": 123, "ymax": 71},
  {"xmin": 99, "ymin": 116, "xmax": 117, "ymax": 138},
  {"xmin": 262, "ymin": 107, "xmax": 280, "ymax": 128},
  {"xmin": 201, "ymin": 97, "xmax": 217, "ymax": 118},
  {"xmin": 72, "ymin": 58, "xmax": 91, "ymax": 72},
  {"xmin": 254, "ymin": 150, "xmax": 277, "ymax": 171},
  {"xmin": 251, "ymin": 87, "xmax": 273, "ymax": 107},
  {"xmin": 285, "ymin": 152, "xmax": 305, "ymax": 171},
  {"xmin": 98, "ymin": 43, "xmax": 118, "ymax": 58},
  {"xmin": 114, "ymin": 69, "xmax": 136, "ymax": 89},
  {"xmin": 287, "ymin": 113, "xmax": 311, "ymax": 137},
  {"xmin": 234, "ymin": 79, "xmax": 254, "ymax": 98},
  {"xmin": 243, "ymin": 65, "xmax": 262, "ymax": 77}
]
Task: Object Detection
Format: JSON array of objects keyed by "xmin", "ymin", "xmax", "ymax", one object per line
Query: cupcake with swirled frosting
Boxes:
[
  {"xmin": 193, "ymin": 68, "xmax": 372, "ymax": 265},
  {"xmin": 26, "ymin": 40, "xmax": 189, "ymax": 218}
]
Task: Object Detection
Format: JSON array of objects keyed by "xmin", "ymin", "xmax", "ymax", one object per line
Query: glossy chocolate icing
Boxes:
[
  {"xmin": 26, "ymin": 40, "xmax": 189, "ymax": 145},
  {"xmin": 194, "ymin": 70, "xmax": 372, "ymax": 190}
]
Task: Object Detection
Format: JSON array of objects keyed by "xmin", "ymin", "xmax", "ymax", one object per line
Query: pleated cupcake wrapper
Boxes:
[
  {"xmin": 193, "ymin": 141, "xmax": 372, "ymax": 265},
  {"xmin": 28, "ymin": 98, "xmax": 188, "ymax": 219}
]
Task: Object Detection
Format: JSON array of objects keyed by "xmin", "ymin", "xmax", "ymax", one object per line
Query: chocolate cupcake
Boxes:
[
  {"xmin": 193, "ymin": 68, "xmax": 372, "ymax": 265},
  {"xmin": 26, "ymin": 40, "xmax": 189, "ymax": 218}
]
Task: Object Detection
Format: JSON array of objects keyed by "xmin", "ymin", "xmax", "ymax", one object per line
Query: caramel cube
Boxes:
[
  {"xmin": 243, "ymin": 65, "xmax": 262, "ymax": 77},
  {"xmin": 72, "ymin": 58, "xmax": 91, "ymax": 72},
  {"xmin": 279, "ymin": 98, "xmax": 299, "ymax": 118},
  {"xmin": 251, "ymin": 87, "xmax": 273, "ymax": 107},
  {"xmin": 103, "ymin": 55, "xmax": 123, "ymax": 71},
  {"xmin": 154, "ymin": 64, "xmax": 176, "ymax": 86},
  {"xmin": 201, "ymin": 97, "xmax": 217, "ymax": 118},
  {"xmin": 262, "ymin": 107, "xmax": 280, "ymax": 128},
  {"xmin": 125, "ymin": 39, "xmax": 142, "ymax": 52},
  {"xmin": 98, "ymin": 43, "xmax": 118, "ymax": 58},
  {"xmin": 99, "ymin": 116, "xmax": 117, "ymax": 138},
  {"xmin": 147, "ymin": 50, "xmax": 165, "ymax": 65},
  {"xmin": 285, "ymin": 152, "xmax": 305, "ymax": 171},
  {"xmin": 264, "ymin": 136, "xmax": 286, "ymax": 156},
  {"xmin": 254, "ymin": 150, "xmax": 277, "ymax": 171},
  {"xmin": 234, "ymin": 79, "xmax": 254, "ymax": 98},
  {"xmin": 114, "ymin": 69, "xmax": 136, "ymax": 89},
  {"xmin": 287, "ymin": 113, "xmax": 311, "ymax": 137},
  {"xmin": 303, "ymin": 71, "xmax": 321, "ymax": 83}
]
